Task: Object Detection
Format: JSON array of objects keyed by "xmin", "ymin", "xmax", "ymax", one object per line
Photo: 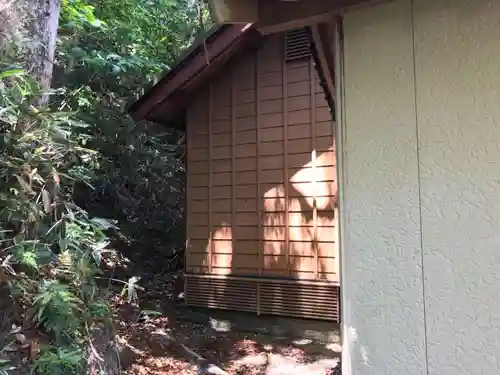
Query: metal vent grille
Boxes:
[
  {"xmin": 185, "ymin": 274, "xmax": 340, "ymax": 322},
  {"xmin": 285, "ymin": 28, "xmax": 312, "ymax": 61},
  {"xmin": 185, "ymin": 276, "xmax": 258, "ymax": 313},
  {"xmin": 259, "ymin": 281, "xmax": 339, "ymax": 321}
]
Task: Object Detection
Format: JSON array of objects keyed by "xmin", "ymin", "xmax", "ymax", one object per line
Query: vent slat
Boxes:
[
  {"xmin": 187, "ymin": 301, "xmax": 257, "ymax": 313},
  {"xmin": 187, "ymin": 298, "xmax": 257, "ymax": 308},
  {"xmin": 259, "ymin": 309, "xmax": 339, "ymax": 321},
  {"xmin": 285, "ymin": 28, "xmax": 311, "ymax": 62},
  {"xmin": 187, "ymin": 292, "xmax": 258, "ymax": 301},
  {"xmin": 259, "ymin": 294, "xmax": 336, "ymax": 303}
]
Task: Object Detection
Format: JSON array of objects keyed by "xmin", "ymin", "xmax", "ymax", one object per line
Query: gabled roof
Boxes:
[{"xmin": 128, "ymin": 23, "xmax": 259, "ymax": 128}]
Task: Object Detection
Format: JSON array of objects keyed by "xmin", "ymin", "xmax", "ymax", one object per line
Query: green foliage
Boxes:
[
  {"xmin": 33, "ymin": 281, "xmax": 82, "ymax": 342},
  {"xmin": 0, "ymin": 0, "xmax": 207, "ymax": 372},
  {"xmin": 54, "ymin": 0, "xmax": 198, "ymax": 271},
  {"xmin": 57, "ymin": 0, "xmax": 208, "ymax": 99},
  {"xmin": 60, "ymin": 0, "xmax": 104, "ymax": 30},
  {"xmin": 32, "ymin": 346, "xmax": 84, "ymax": 375},
  {"xmin": 0, "ymin": 359, "xmax": 11, "ymax": 375},
  {"xmin": 0, "ymin": 67, "xmax": 112, "ymax": 373}
]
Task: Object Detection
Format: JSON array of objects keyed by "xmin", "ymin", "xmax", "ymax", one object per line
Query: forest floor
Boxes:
[
  {"xmin": 113, "ymin": 271, "xmax": 342, "ymax": 375},
  {"xmin": 0, "ymin": 261, "xmax": 341, "ymax": 375}
]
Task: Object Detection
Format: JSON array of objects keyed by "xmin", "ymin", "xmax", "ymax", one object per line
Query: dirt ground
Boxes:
[
  {"xmin": 112, "ymin": 273, "xmax": 342, "ymax": 375},
  {"xmin": 115, "ymin": 307, "xmax": 341, "ymax": 375}
]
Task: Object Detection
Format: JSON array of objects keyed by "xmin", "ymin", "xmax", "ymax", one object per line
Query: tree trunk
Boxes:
[{"xmin": 26, "ymin": 0, "xmax": 61, "ymax": 108}]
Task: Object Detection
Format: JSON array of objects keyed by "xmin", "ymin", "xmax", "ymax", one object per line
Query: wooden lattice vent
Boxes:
[{"xmin": 285, "ymin": 28, "xmax": 312, "ymax": 62}]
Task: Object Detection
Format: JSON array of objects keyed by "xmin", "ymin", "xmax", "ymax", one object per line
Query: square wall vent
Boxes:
[{"xmin": 285, "ymin": 28, "xmax": 311, "ymax": 61}]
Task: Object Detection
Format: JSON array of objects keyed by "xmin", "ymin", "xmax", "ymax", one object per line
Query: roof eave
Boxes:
[{"xmin": 128, "ymin": 23, "xmax": 255, "ymax": 126}]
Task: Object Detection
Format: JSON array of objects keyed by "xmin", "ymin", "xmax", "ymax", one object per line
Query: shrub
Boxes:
[{"xmin": 0, "ymin": 67, "xmax": 114, "ymax": 373}]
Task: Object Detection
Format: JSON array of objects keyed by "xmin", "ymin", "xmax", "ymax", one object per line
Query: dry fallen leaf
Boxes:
[
  {"xmin": 15, "ymin": 333, "xmax": 26, "ymax": 344},
  {"xmin": 30, "ymin": 340, "xmax": 41, "ymax": 359}
]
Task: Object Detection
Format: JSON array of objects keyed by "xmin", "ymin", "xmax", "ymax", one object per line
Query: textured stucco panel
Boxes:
[
  {"xmin": 342, "ymin": 1, "xmax": 427, "ymax": 374},
  {"xmin": 414, "ymin": 0, "xmax": 500, "ymax": 374}
]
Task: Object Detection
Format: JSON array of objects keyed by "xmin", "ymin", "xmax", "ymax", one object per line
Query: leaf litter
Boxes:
[{"xmin": 113, "ymin": 272, "xmax": 341, "ymax": 375}]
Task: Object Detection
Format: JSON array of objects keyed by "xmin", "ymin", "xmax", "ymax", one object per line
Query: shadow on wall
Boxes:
[{"xmin": 191, "ymin": 145, "xmax": 338, "ymax": 281}]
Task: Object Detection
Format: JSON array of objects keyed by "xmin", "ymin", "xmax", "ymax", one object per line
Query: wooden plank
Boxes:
[
  {"xmin": 208, "ymin": 85, "xmax": 214, "ymax": 273},
  {"xmin": 234, "ymin": 184, "xmax": 258, "ymax": 198},
  {"xmin": 286, "ymin": 137, "xmax": 316, "ymax": 153},
  {"xmin": 260, "ymin": 169, "xmax": 284, "ymax": 184},
  {"xmin": 260, "ymin": 99, "xmax": 283, "ymax": 115},
  {"xmin": 187, "ymin": 200, "xmax": 208, "ymax": 214},
  {"xmin": 212, "ymin": 186, "xmax": 232, "ymax": 199},
  {"xmin": 212, "ymin": 159, "xmax": 232, "ymax": 173},
  {"xmin": 187, "ymin": 226, "xmax": 210, "ymax": 239},
  {"xmin": 235, "ymin": 198, "xmax": 258, "ymax": 212},
  {"xmin": 235, "ymin": 143, "xmax": 257, "ymax": 158},
  {"xmin": 212, "ymin": 119, "xmax": 231, "ymax": 134},
  {"xmin": 287, "ymin": 64, "xmax": 311, "ymax": 84},
  {"xmin": 260, "ymin": 127, "xmax": 283, "ymax": 142},
  {"xmin": 235, "ymin": 129, "xmax": 257, "ymax": 144},
  {"xmin": 212, "ymin": 198, "xmax": 232, "ymax": 213},
  {"xmin": 288, "ymin": 123, "xmax": 311, "ymax": 140},
  {"xmin": 234, "ymin": 116, "xmax": 257, "ymax": 131},
  {"xmin": 234, "ymin": 92, "xmax": 256, "ymax": 107},
  {"xmin": 212, "ymin": 132, "xmax": 232, "ymax": 147},
  {"xmin": 211, "ymin": 172, "xmax": 232, "ymax": 186},
  {"xmin": 288, "ymin": 109, "xmax": 311, "ymax": 125},
  {"xmin": 310, "ymin": 58, "xmax": 319, "ymax": 279},
  {"xmin": 235, "ymin": 170, "xmax": 258, "ymax": 185},
  {"xmin": 259, "ymin": 71, "xmax": 282, "ymax": 87},
  {"xmin": 235, "ymin": 102, "xmax": 256, "ymax": 118},
  {"xmin": 233, "ymin": 226, "xmax": 259, "ymax": 240},
  {"xmin": 189, "ymin": 214, "xmax": 209, "ymax": 226},
  {"xmin": 188, "ymin": 148, "xmax": 209, "ymax": 162},
  {"xmin": 256, "ymin": 48, "xmax": 263, "ymax": 283},
  {"xmin": 259, "ymin": 85, "xmax": 283, "ymax": 101},
  {"xmin": 280, "ymin": 34, "xmax": 290, "ymax": 276},
  {"xmin": 189, "ymin": 187, "xmax": 208, "ymax": 200},
  {"xmin": 260, "ymin": 113, "xmax": 283, "ymax": 128},
  {"xmin": 212, "ymin": 145, "xmax": 231, "ymax": 159},
  {"xmin": 235, "ymin": 212, "xmax": 259, "ymax": 226},
  {"xmin": 230, "ymin": 66, "xmax": 237, "ymax": 271},
  {"xmin": 288, "ymin": 95, "xmax": 310, "ymax": 111},
  {"xmin": 289, "ymin": 165, "xmax": 336, "ymax": 183},
  {"xmin": 289, "ymin": 242, "xmax": 337, "ymax": 258}
]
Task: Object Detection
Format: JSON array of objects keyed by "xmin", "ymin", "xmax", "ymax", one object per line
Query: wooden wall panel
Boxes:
[{"xmin": 185, "ymin": 32, "xmax": 339, "ymax": 283}]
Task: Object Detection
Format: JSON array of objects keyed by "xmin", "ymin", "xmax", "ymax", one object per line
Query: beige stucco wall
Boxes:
[{"xmin": 342, "ymin": 0, "xmax": 500, "ymax": 374}]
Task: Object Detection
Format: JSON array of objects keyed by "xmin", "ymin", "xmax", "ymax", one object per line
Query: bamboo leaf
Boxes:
[
  {"xmin": 42, "ymin": 189, "xmax": 52, "ymax": 213},
  {"xmin": 0, "ymin": 69, "xmax": 24, "ymax": 80},
  {"xmin": 14, "ymin": 174, "xmax": 32, "ymax": 193}
]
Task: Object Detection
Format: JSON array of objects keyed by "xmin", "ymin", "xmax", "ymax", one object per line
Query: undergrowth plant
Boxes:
[
  {"xmin": 31, "ymin": 346, "xmax": 84, "ymax": 375},
  {"xmin": 0, "ymin": 67, "xmax": 115, "ymax": 373},
  {"xmin": 0, "ymin": 359, "xmax": 11, "ymax": 375}
]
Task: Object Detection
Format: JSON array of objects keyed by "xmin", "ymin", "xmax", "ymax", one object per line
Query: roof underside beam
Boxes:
[
  {"xmin": 209, "ymin": 0, "xmax": 258, "ymax": 24},
  {"xmin": 209, "ymin": 0, "xmax": 370, "ymax": 32}
]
